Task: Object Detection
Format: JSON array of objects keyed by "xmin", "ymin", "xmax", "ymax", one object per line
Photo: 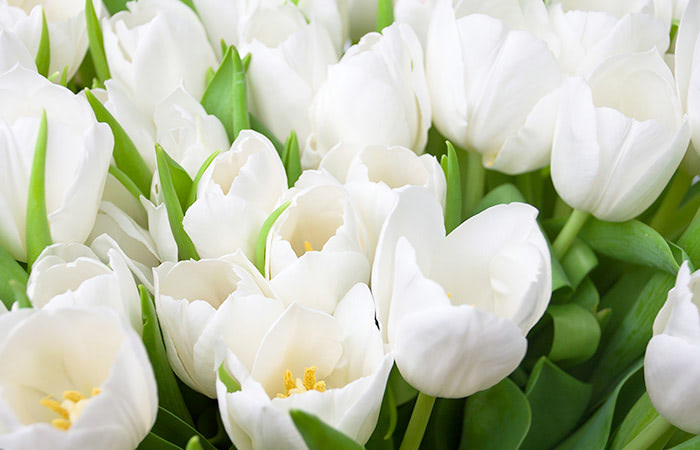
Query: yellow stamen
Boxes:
[
  {"xmin": 313, "ymin": 381, "xmax": 326, "ymax": 392},
  {"xmin": 276, "ymin": 366, "xmax": 327, "ymax": 398},
  {"xmin": 52, "ymin": 419, "xmax": 71, "ymax": 430},
  {"xmin": 304, "ymin": 241, "xmax": 314, "ymax": 252},
  {"xmin": 303, "ymin": 366, "xmax": 317, "ymax": 391},
  {"xmin": 91, "ymin": 388, "xmax": 101, "ymax": 396},
  {"xmin": 283, "ymin": 369, "xmax": 295, "ymax": 392},
  {"xmin": 63, "ymin": 391, "xmax": 83, "ymax": 403},
  {"xmin": 40, "ymin": 397, "xmax": 69, "ymax": 419},
  {"xmin": 447, "ymin": 292, "xmax": 451, "ymax": 299}
]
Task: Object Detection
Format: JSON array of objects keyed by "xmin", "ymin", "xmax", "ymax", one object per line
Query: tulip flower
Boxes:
[
  {"xmin": 426, "ymin": 0, "xmax": 563, "ymax": 175},
  {"xmin": 373, "ymin": 187, "xmax": 551, "ymax": 397},
  {"xmin": 0, "ymin": 66, "xmax": 113, "ymax": 262},
  {"xmin": 551, "ymin": 51, "xmax": 690, "ymax": 222},
  {"xmin": 306, "ymin": 23, "xmax": 430, "ymax": 168},
  {"xmin": 265, "ymin": 183, "xmax": 370, "ymax": 314},
  {"xmin": 27, "ymin": 243, "xmax": 141, "ymax": 333},
  {"xmin": 184, "ymin": 130, "xmax": 288, "ymax": 260},
  {"xmin": 0, "ymin": 29, "xmax": 35, "ymax": 73},
  {"xmin": 0, "ymin": 0, "xmax": 101, "ymax": 78},
  {"xmin": 242, "ymin": 22, "xmax": 339, "ymax": 146},
  {"xmin": 675, "ymin": 0, "xmax": 700, "ymax": 155},
  {"xmin": 102, "ymin": 0, "xmax": 217, "ymax": 120},
  {"xmin": 645, "ymin": 261, "xmax": 700, "ymax": 434},
  {"xmin": 154, "ymin": 251, "xmax": 284, "ymax": 397},
  {"xmin": 319, "ymin": 143, "xmax": 446, "ymax": 260},
  {"xmin": 216, "ymin": 284, "xmax": 393, "ymax": 449},
  {"xmin": 0, "ymin": 307, "xmax": 157, "ymax": 450}
]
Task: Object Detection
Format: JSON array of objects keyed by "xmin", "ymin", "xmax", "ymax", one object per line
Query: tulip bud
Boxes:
[
  {"xmin": 306, "ymin": 23, "xmax": 430, "ymax": 168},
  {"xmin": 0, "ymin": 66, "xmax": 113, "ymax": 262},
  {"xmin": 645, "ymin": 262, "xmax": 700, "ymax": 434}
]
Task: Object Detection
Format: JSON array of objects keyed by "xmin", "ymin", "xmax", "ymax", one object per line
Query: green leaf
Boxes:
[
  {"xmin": 178, "ymin": 0, "xmax": 197, "ymax": 13},
  {"xmin": 136, "ymin": 432, "xmax": 181, "ymax": 450},
  {"xmin": 560, "ymin": 239, "xmax": 598, "ymax": 290},
  {"xmin": 151, "ymin": 407, "xmax": 217, "ymax": 450},
  {"xmin": 140, "ymin": 286, "xmax": 193, "ymax": 425},
  {"xmin": 109, "ymin": 165, "xmax": 144, "ymax": 201},
  {"xmin": 230, "ymin": 46, "xmax": 250, "ymax": 139},
  {"xmin": 366, "ymin": 386, "xmax": 396, "ymax": 449},
  {"xmin": 471, "ymin": 183, "xmax": 525, "ymax": 215},
  {"xmin": 669, "ymin": 435, "xmax": 700, "ymax": 449},
  {"xmin": 460, "ymin": 378, "xmax": 531, "ymax": 450},
  {"xmin": 255, "ymin": 201, "xmax": 291, "ymax": 274},
  {"xmin": 388, "ymin": 365, "xmax": 418, "ymax": 406},
  {"xmin": 376, "ymin": 0, "xmax": 394, "ymax": 32},
  {"xmin": 547, "ymin": 304, "xmax": 601, "ymax": 366},
  {"xmin": 250, "ymin": 114, "xmax": 285, "ymax": 155},
  {"xmin": 569, "ymin": 278, "xmax": 600, "ymax": 312},
  {"xmin": 217, "ymin": 363, "xmax": 241, "ymax": 393},
  {"xmin": 520, "ymin": 358, "xmax": 592, "ymax": 450},
  {"xmin": 186, "ymin": 151, "xmax": 220, "ymax": 209},
  {"xmin": 35, "ymin": 10, "xmax": 50, "ymax": 77},
  {"xmin": 442, "ymin": 142, "xmax": 462, "ymax": 234},
  {"xmin": 58, "ymin": 65, "xmax": 68, "ymax": 86},
  {"xmin": 158, "ymin": 148, "xmax": 193, "ymax": 212},
  {"xmin": 155, "ymin": 145, "xmax": 199, "ymax": 261},
  {"xmin": 85, "ymin": 90, "xmax": 152, "ymax": 196},
  {"xmin": 678, "ymin": 208, "xmax": 700, "ymax": 269},
  {"xmin": 423, "ymin": 398, "xmax": 465, "ymax": 450},
  {"xmin": 282, "ymin": 130, "xmax": 301, "ymax": 188},
  {"xmin": 589, "ymin": 272, "xmax": 676, "ymax": 400},
  {"xmin": 0, "ymin": 246, "xmax": 29, "ymax": 309},
  {"xmin": 610, "ymin": 393, "xmax": 669, "ymax": 450},
  {"xmin": 290, "ymin": 410, "xmax": 365, "ymax": 450},
  {"xmin": 85, "ymin": 0, "xmax": 110, "ymax": 84},
  {"xmin": 9, "ymin": 280, "xmax": 31, "ymax": 308},
  {"xmin": 556, "ymin": 361, "xmax": 645, "ymax": 450},
  {"xmin": 579, "ymin": 218, "xmax": 679, "ymax": 275},
  {"xmin": 26, "ymin": 110, "xmax": 52, "ymax": 269},
  {"xmin": 185, "ymin": 436, "xmax": 204, "ymax": 450},
  {"xmin": 102, "ymin": 0, "xmax": 128, "ymax": 15}
]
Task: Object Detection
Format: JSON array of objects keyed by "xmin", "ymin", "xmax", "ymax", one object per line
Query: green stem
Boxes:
[
  {"xmin": 622, "ymin": 415, "xmax": 674, "ymax": 450},
  {"xmin": 649, "ymin": 168, "xmax": 693, "ymax": 236},
  {"xmin": 376, "ymin": 0, "xmax": 394, "ymax": 32},
  {"xmin": 552, "ymin": 209, "xmax": 590, "ymax": 260},
  {"xmin": 462, "ymin": 150, "xmax": 485, "ymax": 218},
  {"xmin": 553, "ymin": 196, "xmax": 572, "ymax": 219},
  {"xmin": 399, "ymin": 393, "xmax": 436, "ymax": 450}
]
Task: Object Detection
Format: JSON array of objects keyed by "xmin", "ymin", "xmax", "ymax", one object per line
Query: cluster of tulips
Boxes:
[{"xmin": 1, "ymin": 0, "xmax": 700, "ymax": 449}]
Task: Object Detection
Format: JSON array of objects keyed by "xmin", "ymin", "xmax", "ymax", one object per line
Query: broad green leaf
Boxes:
[
  {"xmin": 441, "ymin": 142, "xmax": 462, "ymax": 234},
  {"xmin": 560, "ymin": 239, "xmax": 598, "ymax": 290},
  {"xmin": 388, "ymin": 365, "xmax": 418, "ymax": 406},
  {"xmin": 282, "ymin": 131, "xmax": 301, "ymax": 188},
  {"xmin": 589, "ymin": 272, "xmax": 675, "ymax": 400},
  {"xmin": 570, "ymin": 278, "xmax": 600, "ymax": 312},
  {"xmin": 26, "ymin": 110, "xmax": 52, "ymax": 269},
  {"xmin": 186, "ymin": 151, "xmax": 220, "ymax": 208},
  {"xmin": 669, "ymin": 435, "xmax": 700, "ymax": 449},
  {"xmin": 85, "ymin": 0, "xmax": 110, "ymax": 83},
  {"xmin": 230, "ymin": 45, "xmax": 250, "ymax": 138},
  {"xmin": 597, "ymin": 268, "xmax": 653, "ymax": 345},
  {"xmin": 0, "ymin": 246, "xmax": 28, "ymax": 309},
  {"xmin": 290, "ymin": 410, "xmax": 365, "ymax": 450},
  {"xmin": 579, "ymin": 218, "xmax": 679, "ymax": 275},
  {"xmin": 610, "ymin": 393, "xmax": 670, "ymax": 450},
  {"xmin": 103, "ymin": 0, "xmax": 128, "ymax": 14},
  {"xmin": 366, "ymin": 386, "xmax": 396, "ymax": 449},
  {"xmin": 376, "ymin": 0, "xmax": 394, "ymax": 31},
  {"xmin": 520, "ymin": 358, "xmax": 592, "ymax": 450},
  {"xmin": 136, "ymin": 432, "xmax": 181, "ymax": 450},
  {"xmin": 255, "ymin": 202, "xmax": 291, "ymax": 274},
  {"xmin": 35, "ymin": 10, "xmax": 50, "ymax": 77},
  {"xmin": 140, "ymin": 286, "xmax": 193, "ymax": 425},
  {"xmin": 460, "ymin": 378, "xmax": 531, "ymax": 450},
  {"xmin": 471, "ymin": 183, "xmax": 525, "ymax": 215},
  {"xmin": 556, "ymin": 361, "xmax": 645, "ymax": 450},
  {"xmin": 250, "ymin": 114, "xmax": 284, "ymax": 155},
  {"xmin": 9, "ymin": 280, "xmax": 31, "ymax": 308},
  {"xmin": 85, "ymin": 90, "xmax": 152, "ymax": 196},
  {"xmin": 678, "ymin": 208, "xmax": 700, "ymax": 268},
  {"xmin": 423, "ymin": 398, "xmax": 464, "ymax": 450},
  {"xmin": 155, "ymin": 145, "xmax": 199, "ymax": 261},
  {"xmin": 218, "ymin": 363, "xmax": 241, "ymax": 393},
  {"xmin": 158, "ymin": 149, "xmax": 193, "ymax": 212},
  {"xmin": 151, "ymin": 407, "xmax": 216, "ymax": 450},
  {"xmin": 547, "ymin": 304, "xmax": 601, "ymax": 366}
]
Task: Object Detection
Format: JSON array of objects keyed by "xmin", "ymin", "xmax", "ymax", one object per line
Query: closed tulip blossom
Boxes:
[
  {"xmin": 0, "ymin": 66, "xmax": 113, "ymax": 262},
  {"xmin": 306, "ymin": 23, "xmax": 431, "ymax": 168},
  {"xmin": 0, "ymin": 28, "xmax": 35, "ymax": 73},
  {"xmin": 551, "ymin": 51, "xmax": 690, "ymax": 222},
  {"xmin": 426, "ymin": 0, "xmax": 563, "ymax": 175},
  {"xmin": 372, "ymin": 187, "xmax": 551, "ymax": 397},
  {"xmin": 645, "ymin": 261, "xmax": 700, "ymax": 434},
  {"xmin": 675, "ymin": 0, "xmax": 700, "ymax": 155},
  {"xmin": 0, "ymin": 307, "xmax": 157, "ymax": 450},
  {"xmin": 216, "ymin": 283, "xmax": 393, "ymax": 449}
]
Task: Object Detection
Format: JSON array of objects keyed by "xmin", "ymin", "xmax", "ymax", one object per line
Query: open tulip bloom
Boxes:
[{"xmin": 4, "ymin": 0, "xmax": 700, "ymax": 448}]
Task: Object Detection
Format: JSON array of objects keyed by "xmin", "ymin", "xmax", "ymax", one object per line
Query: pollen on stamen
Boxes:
[
  {"xmin": 303, "ymin": 366, "xmax": 318, "ymax": 391},
  {"xmin": 304, "ymin": 241, "xmax": 314, "ymax": 252},
  {"xmin": 52, "ymin": 418, "xmax": 71, "ymax": 430},
  {"xmin": 40, "ymin": 397, "xmax": 69, "ymax": 419},
  {"xmin": 63, "ymin": 391, "xmax": 83, "ymax": 403}
]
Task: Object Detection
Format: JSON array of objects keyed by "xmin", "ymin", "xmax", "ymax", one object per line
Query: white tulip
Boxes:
[
  {"xmin": 27, "ymin": 243, "xmax": 141, "ymax": 333},
  {"xmin": 216, "ymin": 284, "xmax": 392, "ymax": 449},
  {"xmin": 306, "ymin": 23, "xmax": 430, "ymax": 168},
  {"xmin": 0, "ymin": 0, "xmax": 101, "ymax": 78},
  {"xmin": 0, "ymin": 66, "xmax": 112, "ymax": 262},
  {"xmin": 266, "ymin": 183, "xmax": 369, "ymax": 314},
  {"xmin": 675, "ymin": 0, "xmax": 700, "ymax": 158},
  {"xmin": 426, "ymin": 0, "xmax": 563, "ymax": 175},
  {"xmin": 155, "ymin": 251, "xmax": 283, "ymax": 397},
  {"xmin": 645, "ymin": 261, "xmax": 700, "ymax": 434},
  {"xmin": 0, "ymin": 307, "xmax": 157, "ymax": 450},
  {"xmin": 102, "ymin": 0, "xmax": 217, "ymax": 120},
  {"xmin": 0, "ymin": 28, "xmax": 35, "ymax": 73},
  {"xmin": 551, "ymin": 52, "xmax": 690, "ymax": 222},
  {"xmin": 242, "ymin": 22, "xmax": 339, "ymax": 146},
  {"xmin": 320, "ymin": 143, "xmax": 445, "ymax": 261},
  {"xmin": 183, "ymin": 130, "xmax": 287, "ymax": 261},
  {"xmin": 372, "ymin": 187, "xmax": 551, "ymax": 397}
]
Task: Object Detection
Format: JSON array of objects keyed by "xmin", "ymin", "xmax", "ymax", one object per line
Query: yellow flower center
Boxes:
[
  {"xmin": 304, "ymin": 241, "xmax": 314, "ymax": 252},
  {"xmin": 276, "ymin": 366, "xmax": 326, "ymax": 398},
  {"xmin": 40, "ymin": 388, "xmax": 101, "ymax": 430}
]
